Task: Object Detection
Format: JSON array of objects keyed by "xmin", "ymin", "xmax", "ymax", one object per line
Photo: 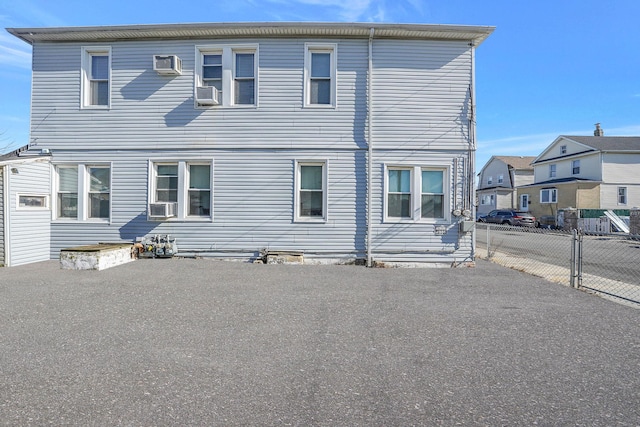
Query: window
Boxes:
[
  {"xmin": 498, "ymin": 174, "xmax": 504, "ymax": 184},
  {"xmin": 56, "ymin": 164, "xmax": 111, "ymax": 220},
  {"xmin": 387, "ymin": 168, "xmax": 412, "ymax": 218},
  {"xmin": 487, "ymin": 176, "xmax": 493, "ymax": 185},
  {"xmin": 17, "ymin": 194, "xmax": 49, "ymax": 210},
  {"xmin": 82, "ymin": 47, "xmax": 110, "ymax": 108},
  {"xmin": 540, "ymin": 188, "xmax": 557, "ymax": 204},
  {"xmin": 549, "ymin": 164, "xmax": 556, "ymax": 178},
  {"xmin": 561, "ymin": 145, "xmax": 567, "ymax": 154},
  {"xmin": 88, "ymin": 166, "xmax": 110, "ymax": 219},
  {"xmin": 572, "ymin": 160, "xmax": 580, "ymax": 175},
  {"xmin": 618, "ymin": 187, "xmax": 627, "ymax": 205},
  {"xmin": 385, "ymin": 165, "xmax": 449, "ymax": 221},
  {"xmin": 196, "ymin": 45, "xmax": 258, "ymax": 107},
  {"xmin": 305, "ymin": 44, "xmax": 336, "ymax": 107},
  {"xmin": 188, "ymin": 164, "xmax": 211, "ymax": 216},
  {"xmin": 234, "ymin": 51, "xmax": 255, "ymax": 105},
  {"xmin": 57, "ymin": 166, "xmax": 78, "ymax": 218},
  {"xmin": 295, "ymin": 161, "xmax": 327, "ymax": 221},
  {"xmin": 421, "ymin": 169, "xmax": 444, "ymax": 219},
  {"xmin": 150, "ymin": 161, "xmax": 213, "ymax": 220}
]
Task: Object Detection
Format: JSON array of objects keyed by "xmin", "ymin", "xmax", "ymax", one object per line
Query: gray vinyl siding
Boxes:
[
  {"xmin": 0, "ymin": 166, "xmax": 4, "ymax": 266},
  {"xmin": 8, "ymin": 161, "xmax": 51, "ymax": 267},
  {"xmin": 50, "ymin": 150, "xmax": 366, "ymax": 260},
  {"xmin": 370, "ymin": 150, "xmax": 472, "ymax": 264},
  {"xmin": 30, "ymin": 35, "xmax": 476, "ymax": 264}
]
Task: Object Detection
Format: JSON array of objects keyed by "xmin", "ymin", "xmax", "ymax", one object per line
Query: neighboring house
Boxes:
[
  {"xmin": 7, "ymin": 22, "xmax": 493, "ymax": 267},
  {"xmin": 518, "ymin": 124, "xmax": 640, "ymax": 221},
  {"xmin": 476, "ymin": 156, "xmax": 535, "ymax": 217},
  {"xmin": 0, "ymin": 146, "xmax": 51, "ymax": 267}
]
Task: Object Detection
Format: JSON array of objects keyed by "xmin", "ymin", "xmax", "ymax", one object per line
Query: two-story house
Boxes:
[
  {"xmin": 476, "ymin": 156, "xmax": 535, "ymax": 217},
  {"xmin": 5, "ymin": 22, "xmax": 493, "ymax": 267},
  {"xmin": 518, "ymin": 124, "xmax": 640, "ymax": 221}
]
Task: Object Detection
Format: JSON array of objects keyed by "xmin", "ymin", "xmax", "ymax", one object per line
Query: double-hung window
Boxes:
[
  {"xmin": 618, "ymin": 187, "xmax": 627, "ymax": 205},
  {"xmin": 421, "ymin": 169, "xmax": 444, "ymax": 219},
  {"xmin": 387, "ymin": 169, "xmax": 412, "ymax": 218},
  {"xmin": 55, "ymin": 164, "xmax": 111, "ymax": 221},
  {"xmin": 540, "ymin": 188, "xmax": 557, "ymax": 204},
  {"xmin": 150, "ymin": 161, "xmax": 213, "ymax": 220},
  {"xmin": 305, "ymin": 44, "xmax": 336, "ymax": 107},
  {"xmin": 386, "ymin": 166, "xmax": 449, "ymax": 221},
  {"xmin": 295, "ymin": 161, "xmax": 327, "ymax": 221},
  {"xmin": 88, "ymin": 166, "xmax": 111, "ymax": 219},
  {"xmin": 82, "ymin": 47, "xmax": 111, "ymax": 108},
  {"xmin": 234, "ymin": 51, "xmax": 255, "ymax": 105},
  {"xmin": 549, "ymin": 164, "xmax": 557, "ymax": 178},
  {"xmin": 196, "ymin": 45, "xmax": 258, "ymax": 107},
  {"xmin": 487, "ymin": 176, "xmax": 493, "ymax": 185},
  {"xmin": 498, "ymin": 174, "xmax": 504, "ymax": 184},
  {"xmin": 572, "ymin": 160, "xmax": 580, "ymax": 175}
]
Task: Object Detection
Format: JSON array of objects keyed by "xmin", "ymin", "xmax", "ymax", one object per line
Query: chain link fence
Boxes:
[{"xmin": 476, "ymin": 223, "xmax": 640, "ymax": 308}]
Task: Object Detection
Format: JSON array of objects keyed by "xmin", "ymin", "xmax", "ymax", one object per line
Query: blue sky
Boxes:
[{"xmin": 1, "ymin": 0, "xmax": 639, "ymax": 170}]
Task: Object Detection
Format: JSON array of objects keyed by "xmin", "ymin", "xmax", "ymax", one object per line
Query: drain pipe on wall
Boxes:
[
  {"xmin": 366, "ymin": 27, "xmax": 374, "ymax": 267},
  {"xmin": 469, "ymin": 41, "xmax": 477, "ymax": 259}
]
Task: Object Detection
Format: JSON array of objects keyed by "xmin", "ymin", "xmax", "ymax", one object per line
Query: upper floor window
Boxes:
[
  {"xmin": 618, "ymin": 187, "xmax": 627, "ymax": 205},
  {"xmin": 487, "ymin": 176, "xmax": 493, "ymax": 185},
  {"xmin": 572, "ymin": 159, "xmax": 580, "ymax": 175},
  {"xmin": 561, "ymin": 145, "xmax": 567, "ymax": 154},
  {"xmin": 305, "ymin": 44, "xmax": 337, "ymax": 107},
  {"xmin": 82, "ymin": 47, "xmax": 111, "ymax": 108},
  {"xmin": 56, "ymin": 164, "xmax": 111, "ymax": 221},
  {"xmin": 497, "ymin": 174, "xmax": 504, "ymax": 184},
  {"xmin": 295, "ymin": 161, "xmax": 327, "ymax": 222},
  {"xmin": 196, "ymin": 45, "xmax": 258, "ymax": 107},
  {"xmin": 549, "ymin": 164, "xmax": 557, "ymax": 178}
]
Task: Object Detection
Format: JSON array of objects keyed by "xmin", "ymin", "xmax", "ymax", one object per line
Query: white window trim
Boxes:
[
  {"xmin": 294, "ymin": 160, "xmax": 328, "ymax": 223},
  {"xmin": 549, "ymin": 164, "xmax": 557, "ymax": 178},
  {"xmin": 304, "ymin": 43, "xmax": 337, "ymax": 108},
  {"xmin": 561, "ymin": 145, "xmax": 567, "ymax": 154},
  {"xmin": 540, "ymin": 188, "xmax": 557, "ymax": 204},
  {"xmin": 195, "ymin": 44, "xmax": 258, "ymax": 109},
  {"xmin": 53, "ymin": 163, "xmax": 112, "ymax": 222},
  {"xmin": 16, "ymin": 193, "xmax": 50, "ymax": 210},
  {"xmin": 383, "ymin": 165, "xmax": 450, "ymax": 224},
  {"xmin": 487, "ymin": 176, "xmax": 493, "ymax": 185},
  {"xmin": 148, "ymin": 159, "xmax": 214, "ymax": 222},
  {"xmin": 618, "ymin": 186, "xmax": 627, "ymax": 205},
  {"xmin": 81, "ymin": 46, "xmax": 111, "ymax": 109}
]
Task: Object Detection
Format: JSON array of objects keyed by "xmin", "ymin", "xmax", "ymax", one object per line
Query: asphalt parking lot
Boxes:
[{"xmin": 1, "ymin": 259, "xmax": 638, "ymax": 426}]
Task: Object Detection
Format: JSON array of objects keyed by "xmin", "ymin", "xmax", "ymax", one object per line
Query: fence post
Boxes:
[
  {"xmin": 486, "ymin": 225, "xmax": 490, "ymax": 259},
  {"xmin": 570, "ymin": 229, "xmax": 577, "ymax": 288},
  {"xmin": 577, "ymin": 231, "xmax": 583, "ymax": 288}
]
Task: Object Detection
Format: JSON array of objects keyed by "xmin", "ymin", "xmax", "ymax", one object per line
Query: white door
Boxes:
[{"xmin": 520, "ymin": 194, "xmax": 529, "ymax": 211}]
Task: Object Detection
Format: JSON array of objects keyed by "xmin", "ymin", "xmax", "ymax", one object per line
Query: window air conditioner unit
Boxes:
[
  {"xmin": 196, "ymin": 86, "xmax": 219, "ymax": 106},
  {"xmin": 149, "ymin": 202, "xmax": 177, "ymax": 218},
  {"xmin": 153, "ymin": 55, "xmax": 182, "ymax": 75}
]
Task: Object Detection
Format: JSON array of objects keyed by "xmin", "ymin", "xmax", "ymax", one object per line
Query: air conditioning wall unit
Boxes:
[
  {"xmin": 149, "ymin": 202, "xmax": 177, "ymax": 219},
  {"xmin": 153, "ymin": 55, "xmax": 182, "ymax": 75},
  {"xmin": 196, "ymin": 86, "xmax": 219, "ymax": 106}
]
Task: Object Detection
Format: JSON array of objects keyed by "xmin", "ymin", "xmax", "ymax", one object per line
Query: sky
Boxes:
[{"xmin": 1, "ymin": 0, "xmax": 640, "ymax": 170}]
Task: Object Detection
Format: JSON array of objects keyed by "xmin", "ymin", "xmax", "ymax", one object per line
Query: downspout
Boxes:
[
  {"xmin": 469, "ymin": 42, "xmax": 477, "ymax": 258},
  {"xmin": 3, "ymin": 165, "xmax": 10, "ymax": 267},
  {"xmin": 366, "ymin": 27, "xmax": 374, "ymax": 267}
]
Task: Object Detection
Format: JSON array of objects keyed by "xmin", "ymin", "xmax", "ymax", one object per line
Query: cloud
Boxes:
[{"xmin": 262, "ymin": 0, "xmax": 423, "ymax": 22}]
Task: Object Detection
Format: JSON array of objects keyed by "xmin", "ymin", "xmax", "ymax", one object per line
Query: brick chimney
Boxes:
[{"xmin": 594, "ymin": 123, "xmax": 604, "ymax": 136}]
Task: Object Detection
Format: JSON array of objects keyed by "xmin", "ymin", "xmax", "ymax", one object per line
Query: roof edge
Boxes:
[{"xmin": 7, "ymin": 22, "xmax": 495, "ymax": 45}]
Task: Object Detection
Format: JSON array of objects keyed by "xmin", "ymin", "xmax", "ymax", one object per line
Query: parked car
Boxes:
[{"xmin": 478, "ymin": 210, "xmax": 536, "ymax": 226}]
